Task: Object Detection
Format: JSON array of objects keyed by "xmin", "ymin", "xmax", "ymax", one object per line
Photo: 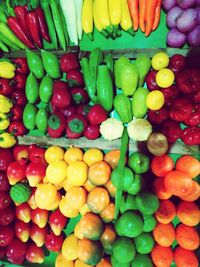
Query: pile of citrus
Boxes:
[{"xmin": 151, "ymin": 154, "xmax": 200, "ymax": 267}]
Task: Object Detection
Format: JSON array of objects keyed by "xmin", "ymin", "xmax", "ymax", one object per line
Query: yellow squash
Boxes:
[{"xmin": 82, "ymin": 0, "xmax": 94, "ymax": 39}]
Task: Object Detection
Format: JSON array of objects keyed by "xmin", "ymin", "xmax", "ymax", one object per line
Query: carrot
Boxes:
[
  {"xmin": 145, "ymin": 0, "xmax": 158, "ymax": 37},
  {"xmin": 152, "ymin": 0, "xmax": 162, "ymax": 31},
  {"xmin": 128, "ymin": 0, "xmax": 139, "ymax": 31},
  {"xmin": 139, "ymin": 0, "xmax": 146, "ymax": 32}
]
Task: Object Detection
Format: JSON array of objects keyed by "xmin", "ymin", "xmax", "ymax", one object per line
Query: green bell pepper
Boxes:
[
  {"xmin": 114, "ymin": 94, "xmax": 132, "ymax": 123},
  {"xmin": 25, "ymin": 73, "xmax": 39, "ymax": 104},
  {"xmin": 26, "ymin": 50, "xmax": 45, "ymax": 79},
  {"xmin": 39, "ymin": 75, "xmax": 53, "ymax": 103},
  {"xmin": 41, "ymin": 50, "xmax": 61, "ymax": 79},
  {"xmin": 23, "ymin": 103, "xmax": 38, "ymax": 130},
  {"xmin": 35, "ymin": 108, "xmax": 48, "ymax": 132}
]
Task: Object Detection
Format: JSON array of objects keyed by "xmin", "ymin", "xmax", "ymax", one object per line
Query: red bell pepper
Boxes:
[
  {"xmin": 51, "ymin": 81, "xmax": 71, "ymax": 109},
  {"xmin": 11, "ymin": 91, "xmax": 27, "ymax": 106},
  {"xmin": 77, "ymin": 104, "xmax": 91, "ymax": 117},
  {"xmin": 184, "ymin": 104, "xmax": 200, "ymax": 127},
  {"xmin": 161, "ymin": 85, "xmax": 180, "ymax": 107},
  {"xmin": 67, "ymin": 114, "xmax": 87, "ymax": 137},
  {"xmin": 7, "ymin": 17, "xmax": 35, "ymax": 49},
  {"xmin": 48, "ymin": 112, "xmax": 66, "ymax": 138},
  {"xmin": 60, "ymin": 53, "xmax": 80, "ymax": 73},
  {"xmin": 35, "ymin": 7, "xmax": 51, "ymax": 42},
  {"xmin": 0, "ymin": 149, "xmax": 13, "ymax": 171},
  {"xmin": 84, "ymin": 124, "xmax": 100, "ymax": 140},
  {"xmin": 12, "ymin": 57, "xmax": 29, "ymax": 75},
  {"xmin": 176, "ymin": 69, "xmax": 200, "ymax": 94},
  {"xmin": 169, "ymin": 98, "xmax": 193, "ymax": 122},
  {"xmin": 8, "ymin": 121, "xmax": 26, "ymax": 137},
  {"xmin": 0, "ymin": 79, "xmax": 13, "ymax": 96},
  {"xmin": 67, "ymin": 70, "xmax": 84, "ymax": 87},
  {"xmin": 147, "ymin": 106, "xmax": 168, "ymax": 125},
  {"xmin": 87, "ymin": 104, "xmax": 107, "ymax": 125},
  {"xmin": 14, "ymin": 5, "xmax": 31, "ymax": 39},
  {"xmin": 161, "ymin": 120, "xmax": 182, "ymax": 144},
  {"xmin": 11, "ymin": 74, "xmax": 26, "ymax": 90},
  {"xmin": 26, "ymin": 11, "xmax": 42, "ymax": 49},
  {"xmin": 66, "ymin": 126, "xmax": 82, "ymax": 139},
  {"xmin": 60, "ymin": 105, "xmax": 77, "ymax": 118},
  {"xmin": 181, "ymin": 127, "xmax": 200, "ymax": 145},
  {"xmin": 10, "ymin": 106, "xmax": 23, "ymax": 121},
  {"xmin": 191, "ymin": 90, "xmax": 200, "ymax": 104},
  {"xmin": 71, "ymin": 88, "xmax": 89, "ymax": 105}
]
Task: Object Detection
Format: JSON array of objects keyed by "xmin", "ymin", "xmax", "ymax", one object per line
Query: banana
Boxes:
[
  {"xmin": 120, "ymin": 0, "xmax": 134, "ymax": 36},
  {"xmin": 82, "ymin": 0, "xmax": 94, "ymax": 40},
  {"xmin": 108, "ymin": 0, "xmax": 121, "ymax": 35}
]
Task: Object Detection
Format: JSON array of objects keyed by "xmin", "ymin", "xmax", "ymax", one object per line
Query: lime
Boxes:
[
  {"xmin": 115, "ymin": 211, "xmax": 143, "ymax": 238},
  {"xmin": 134, "ymin": 232, "xmax": 154, "ymax": 254},
  {"xmin": 146, "ymin": 90, "xmax": 165, "ymax": 110},
  {"xmin": 120, "ymin": 194, "xmax": 137, "ymax": 213},
  {"xmin": 111, "ymin": 167, "xmax": 134, "ymax": 191},
  {"xmin": 127, "ymin": 174, "xmax": 145, "ymax": 195},
  {"xmin": 10, "ymin": 183, "xmax": 31, "ymax": 204},
  {"xmin": 151, "ymin": 52, "xmax": 169, "ymax": 70},
  {"xmin": 135, "ymin": 192, "xmax": 159, "ymax": 215},
  {"xmin": 128, "ymin": 152, "xmax": 150, "ymax": 174},
  {"xmin": 131, "ymin": 254, "xmax": 153, "ymax": 267},
  {"xmin": 143, "ymin": 215, "xmax": 157, "ymax": 232},
  {"xmin": 111, "ymin": 254, "xmax": 131, "ymax": 267},
  {"xmin": 156, "ymin": 68, "xmax": 175, "ymax": 88},
  {"xmin": 112, "ymin": 237, "xmax": 136, "ymax": 263}
]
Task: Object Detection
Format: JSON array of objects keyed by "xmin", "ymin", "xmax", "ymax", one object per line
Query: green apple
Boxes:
[{"xmin": 128, "ymin": 152, "xmax": 150, "ymax": 174}]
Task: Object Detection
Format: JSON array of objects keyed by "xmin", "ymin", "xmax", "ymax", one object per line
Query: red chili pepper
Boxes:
[
  {"xmin": 87, "ymin": 104, "xmax": 107, "ymax": 125},
  {"xmin": 77, "ymin": 104, "xmax": 91, "ymax": 117},
  {"xmin": 67, "ymin": 70, "xmax": 84, "ymax": 87},
  {"xmin": 7, "ymin": 17, "xmax": 35, "ymax": 49},
  {"xmin": 71, "ymin": 87, "xmax": 89, "ymax": 105},
  {"xmin": 84, "ymin": 124, "xmax": 100, "ymax": 140},
  {"xmin": 11, "ymin": 74, "xmax": 26, "ymax": 90},
  {"xmin": 48, "ymin": 112, "xmax": 66, "ymax": 138},
  {"xmin": 11, "ymin": 91, "xmax": 27, "ymax": 106},
  {"xmin": 10, "ymin": 106, "xmax": 23, "ymax": 121},
  {"xmin": 51, "ymin": 81, "xmax": 71, "ymax": 109},
  {"xmin": 60, "ymin": 53, "xmax": 80, "ymax": 73},
  {"xmin": 161, "ymin": 120, "xmax": 182, "ymax": 144},
  {"xmin": 12, "ymin": 57, "xmax": 29, "ymax": 75},
  {"xmin": 35, "ymin": 7, "xmax": 51, "ymax": 42},
  {"xmin": 169, "ymin": 98, "xmax": 193, "ymax": 122},
  {"xmin": 67, "ymin": 114, "xmax": 88, "ymax": 136},
  {"xmin": 8, "ymin": 121, "xmax": 26, "ymax": 137},
  {"xmin": 181, "ymin": 127, "xmax": 200, "ymax": 145},
  {"xmin": 184, "ymin": 104, "xmax": 200, "ymax": 127},
  {"xmin": 14, "ymin": 5, "xmax": 31, "ymax": 39},
  {"xmin": 26, "ymin": 11, "xmax": 43, "ymax": 49},
  {"xmin": 147, "ymin": 106, "xmax": 168, "ymax": 125},
  {"xmin": 0, "ymin": 79, "xmax": 13, "ymax": 96}
]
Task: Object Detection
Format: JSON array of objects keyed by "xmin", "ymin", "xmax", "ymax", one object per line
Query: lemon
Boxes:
[
  {"xmin": 67, "ymin": 161, "xmax": 88, "ymax": 186},
  {"xmin": 64, "ymin": 147, "xmax": 83, "ymax": 164},
  {"xmin": 62, "ymin": 234, "xmax": 79, "ymax": 261},
  {"xmin": 35, "ymin": 183, "xmax": 57, "ymax": 209},
  {"xmin": 45, "ymin": 146, "xmax": 64, "ymax": 163},
  {"xmin": 151, "ymin": 52, "xmax": 169, "ymax": 70},
  {"xmin": 156, "ymin": 68, "xmax": 175, "ymax": 88},
  {"xmin": 65, "ymin": 187, "xmax": 87, "ymax": 210},
  {"xmin": 75, "ymin": 259, "xmax": 91, "ymax": 267},
  {"xmin": 46, "ymin": 160, "xmax": 68, "ymax": 184},
  {"xmin": 55, "ymin": 253, "xmax": 74, "ymax": 267},
  {"xmin": 146, "ymin": 90, "xmax": 165, "ymax": 111},
  {"xmin": 83, "ymin": 148, "xmax": 104, "ymax": 166},
  {"xmin": 59, "ymin": 197, "xmax": 79, "ymax": 218}
]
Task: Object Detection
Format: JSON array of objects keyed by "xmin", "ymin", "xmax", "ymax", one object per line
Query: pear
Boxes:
[{"xmin": 135, "ymin": 54, "xmax": 151, "ymax": 87}]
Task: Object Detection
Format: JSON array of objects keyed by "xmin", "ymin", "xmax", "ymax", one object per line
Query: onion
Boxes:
[
  {"xmin": 162, "ymin": 0, "xmax": 177, "ymax": 11},
  {"xmin": 187, "ymin": 25, "xmax": 200, "ymax": 46},
  {"xmin": 196, "ymin": 0, "xmax": 200, "ymax": 6},
  {"xmin": 177, "ymin": 9, "xmax": 198, "ymax": 32},
  {"xmin": 167, "ymin": 6, "xmax": 183, "ymax": 28},
  {"xmin": 177, "ymin": 0, "xmax": 196, "ymax": 9},
  {"xmin": 167, "ymin": 28, "xmax": 187, "ymax": 47},
  {"xmin": 197, "ymin": 7, "xmax": 200, "ymax": 24}
]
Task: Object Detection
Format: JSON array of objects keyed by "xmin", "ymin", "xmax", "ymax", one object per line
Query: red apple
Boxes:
[
  {"xmin": 0, "ymin": 247, "xmax": 6, "ymax": 259},
  {"xmin": 49, "ymin": 209, "xmax": 68, "ymax": 236},
  {"xmin": 161, "ymin": 85, "xmax": 180, "ymax": 106},
  {"xmin": 30, "ymin": 224, "xmax": 47, "ymax": 247},
  {"xmin": 15, "ymin": 203, "xmax": 31, "ymax": 223},
  {"xmin": 169, "ymin": 54, "xmax": 186, "ymax": 74},
  {"xmin": 176, "ymin": 69, "xmax": 200, "ymax": 94},
  {"xmin": 7, "ymin": 161, "xmax": 26, "ymax": 185},
  {"xmin": 0, "ymin": 148, "xmax": 13, "ymax": 171},
  {"xmin": 6, "ymin": 238, "xmax": 27, "ymax": 265},
  {"xmin": 13, "ymin": 145, "xmax": 29, "ymax": 165},
  {"xmin": 145, "ymin": 70, "xmax": 160, "ymax": 91},
  {"xmin": 31, "ymin": 208, "xmax": 49, "ymax": 228},
  {"xmin": 26, "ymin": 242, "xmax": 44, "ymax": 264},
  {"xmin": 0, "ymin": 191, "xmax": 11, "ymax": 210},
  {"xmin": 0, "ymin": 225, "xmax": 14, "ymax": 247},
  {"xmin": 26, "ymin": 162, "xmax": 46, "ymax": 187},
  {"xmin": 0, "ymin": 171, "xmax": 10, "ymax": 192},
  {"xmin": 27, "ymin": 187, "xmax": 37, "ymax": 210},
  {"xmin": 0, "ymin": 205, "xmax": 15, "ymax": 226},
  {"xmin": 45, "ymin": 231, "xmax": 64, "ymax": 252},
  {"xmin": 14, "ymin": 220, "xmax": 30, "ymax": 243},
  {"xmin": 29, "ymin": 146, "xmax": 47, "ymax": 165}
]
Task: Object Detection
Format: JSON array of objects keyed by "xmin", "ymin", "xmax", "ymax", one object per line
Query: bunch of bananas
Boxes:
[{"xmin": 82, "ymin": 0, "xmax": 134, "ymax": 40}]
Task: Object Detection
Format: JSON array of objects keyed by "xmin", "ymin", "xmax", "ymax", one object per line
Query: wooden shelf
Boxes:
[{"xmin": 18, "ymin": 136, "xmax": 199, "ymax": 155}]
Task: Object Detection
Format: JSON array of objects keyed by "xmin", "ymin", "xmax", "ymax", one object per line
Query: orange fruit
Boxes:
[
  {"xmin": 84, "ymin": 180, "xmax": 96, "ymax": 192},
  {"xmin": 175, "ymin": 155, "xmax": 200, "ymax": 179},
  {"xmin": 174, "ymin": 246, "xmax": 199, "ymax": 267},
  {"xmin": 104, "ymin": 180, "xmax": 116, "ymax": 198},
  {"xmin": 153, "ymin": 223, "xmax": 175, "ymax": 247},
  {"xmin": 65, "ymin": 187, "xmax": 87, "ymax": 210},
  {"xmin": 100, "ymin": 225, "xmax": 117, "ymax": 255},
  {"xmin": 155, "ymin": 199, "xmax": 176, "ymax": 224},
  {"xmin": 104, "ymin": 150, "xmax": 121, "ymax": 169},
  {"xmin": 180, "ymin": 180, "xmax": 200, "ymax": 202},
  {"xmin": 175, "ymin": 224, "xmax": 200, "ymax": 251},
  {"xmin": 83, "ymin": 148, "xmax": 104, "ymax": 166},
  {"xmin": 87, "ymin": 187, "xmax": 110, "ymax": 214},
  {"xmin": 100, "ymin": 202, "xmax": 115, "ymax": 223},
  {"xmin": 151, "ymin": 155, "xmax": 174, "ymax": 177},
  {"xmin": 164, "ymin": 170, "xmax": 194, "ymax": 196},
  {"xmin": 96, "ymin": 258, "xmax": 112, "ymax": 267},
  {"xmin": 151, "ymin": 243, "xmax": 174, "ymax": 267},
  {"xmin": 176, "ymin": 201, "xmax": 200, "ymax": 226},
  {"xmin": 88, "ymin": 161, "xmax": 111, "ymax": 186},
  {"xmin": 64, "ymin": 147, "xmax": 83, "ymax": 164},
  {"xmin": 152, "ymin": 177, "xmax": 172, "ymax": 200}
]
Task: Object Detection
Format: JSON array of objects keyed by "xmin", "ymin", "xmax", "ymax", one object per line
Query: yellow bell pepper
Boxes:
[
  {"xmin": 0, "ymin": 132, "xmax": 16, "ymax": 148},
  {"xmin": 0, "ymin": 94, "xmax": 13, "ymax": 113},
  {"xmin": 0, "ymin": 61, "xmax": 15, "ymax": 79},
  {"xmin": 0, "ymin": 112, "xmax": 10, "ymax": 130}
]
